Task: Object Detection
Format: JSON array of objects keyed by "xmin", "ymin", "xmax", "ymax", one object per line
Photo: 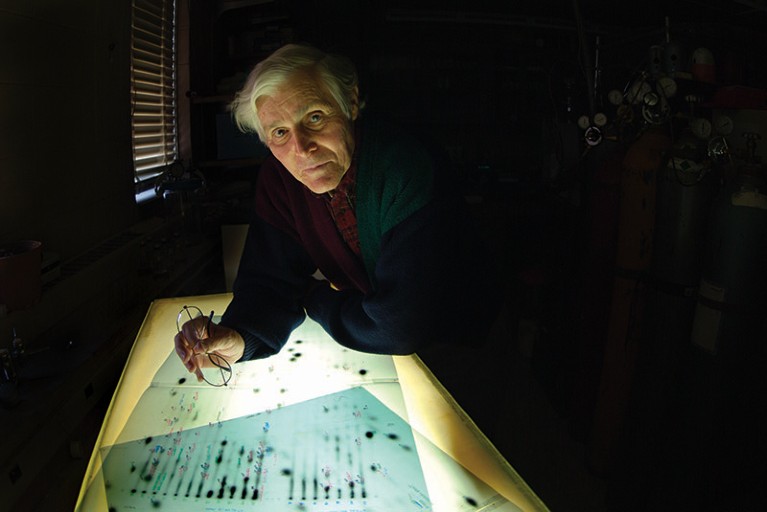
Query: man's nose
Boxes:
[{"xmin": 292, "ymin": 127, "xmax": 317, "ymax": 156}]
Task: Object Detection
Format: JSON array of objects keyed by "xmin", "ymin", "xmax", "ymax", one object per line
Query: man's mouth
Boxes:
[{"xmin": 302, "ymin": 162, "xmax": 329, "ymax": 174}]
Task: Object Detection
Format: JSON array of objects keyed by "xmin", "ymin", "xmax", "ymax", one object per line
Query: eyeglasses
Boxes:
[{"xmin": 176, "ymin": 305, "xmax": 233, "ymax": 387}]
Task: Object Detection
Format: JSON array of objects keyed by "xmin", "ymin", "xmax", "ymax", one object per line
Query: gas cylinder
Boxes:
[
  {"xmin": 691, "ymin": 145, "xmax": 767, "ymax": 358},
  {"xmin": 569, "ymin": 138, "xmax": 624, "ymax": 443},
  {"xmin": 679, "ymin": 133, "xmax": 767, "ymax": 509},
  {"xmin": 587, "ymin": 127, "xmax": 671, "ymax": 475},
  {"xmin": 608, "ymin": 130, "xmax": 719, "ymax": 508}
]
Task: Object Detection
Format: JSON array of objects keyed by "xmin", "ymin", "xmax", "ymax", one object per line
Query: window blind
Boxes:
[{"xmin": 131, "ymin": 0, "xmax": 177, "ymax": 184}]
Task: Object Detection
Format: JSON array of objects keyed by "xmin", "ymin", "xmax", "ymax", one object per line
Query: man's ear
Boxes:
[{"xmin": 350, "ymin": 86, "xmax": 360, "ymax": 121}]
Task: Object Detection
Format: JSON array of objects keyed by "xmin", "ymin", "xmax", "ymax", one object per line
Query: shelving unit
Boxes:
[{"xmin": 188, "ymin": 0, "xmax": 293, "ymax": 172}]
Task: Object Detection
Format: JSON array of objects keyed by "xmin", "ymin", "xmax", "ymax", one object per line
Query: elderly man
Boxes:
[{"xmin": 176, "ymin": 43, "xmax": 503, "ymax": 385}]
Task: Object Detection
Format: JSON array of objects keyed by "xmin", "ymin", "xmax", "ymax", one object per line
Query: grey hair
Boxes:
[{"xmin": 229, "ymin": 44, "xmax": 363, "ymax": 142}]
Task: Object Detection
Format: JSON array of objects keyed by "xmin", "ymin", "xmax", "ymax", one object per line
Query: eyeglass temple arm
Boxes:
[{"xmin": 205, "ymin": 310, "xmax": 214, "ymax": 337}]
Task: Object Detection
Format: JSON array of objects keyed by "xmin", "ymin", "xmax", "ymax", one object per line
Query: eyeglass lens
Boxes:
[{"xmin": 199, "ymin": 352, "xmax": 233, "ymax": 387}]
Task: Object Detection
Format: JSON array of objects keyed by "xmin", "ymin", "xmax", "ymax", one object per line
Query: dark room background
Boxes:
[{"xmin": 2, "ymin": 1, "xmax": 766, "ymax": 510}]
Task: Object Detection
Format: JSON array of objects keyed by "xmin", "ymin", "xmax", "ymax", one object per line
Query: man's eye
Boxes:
[
  {"xmin": 308, "ymin": 113, "xmax": 323, "ymax": 123},
  {"xmin": 272, "ymin": 128, "xmax": 287, "ymax": 139}
]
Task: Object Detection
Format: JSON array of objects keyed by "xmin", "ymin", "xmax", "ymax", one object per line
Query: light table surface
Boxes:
[{"xmin": 76, "ymin": 293, "xmax": 548, "ymax": 511}]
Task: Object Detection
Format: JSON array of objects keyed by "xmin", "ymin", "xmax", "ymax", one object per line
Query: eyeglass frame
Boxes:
[{"xmin": 176, "ymin": 305, "xmax": 233, "ymax": 387}]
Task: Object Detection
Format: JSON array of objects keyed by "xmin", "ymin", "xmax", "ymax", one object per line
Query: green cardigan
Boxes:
[{"xmin": 356, "ymin": 115, "xmax": 435, "ymax": 284}]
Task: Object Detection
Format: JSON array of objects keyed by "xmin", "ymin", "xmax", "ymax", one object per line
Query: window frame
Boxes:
[{"xmin": 130, "ymin": 0, "xmax": 178, "ymax": 191}]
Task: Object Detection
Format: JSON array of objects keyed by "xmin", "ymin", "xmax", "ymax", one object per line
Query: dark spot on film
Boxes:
[
  {"xmin": 365, "ymin": 431, "xmax": 374, "ymax": 439},
  {"xmin": 465, "ymin": 496, "xmax": 479, "ymax": 506},
  {"xmin": 178, "ymin": 377, "xmax": 186, "ymax": 385},
  {"xmin": 358, "ymin": 369, "xmax": 368, "ymax": 375}
]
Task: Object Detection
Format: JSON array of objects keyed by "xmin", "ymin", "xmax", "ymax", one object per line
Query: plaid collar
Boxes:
[{"xmin": 329, "ymin": 159, "xmax": 357, "ymax": 204}]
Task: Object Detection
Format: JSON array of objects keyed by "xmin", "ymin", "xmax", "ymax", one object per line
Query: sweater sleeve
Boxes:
[
  {"xmin": 302, "ymin": 196, "xmax": 503, "ymax": 355},
  {"xmin": 219, "ymin": 215, "xmax": 317, "ymax": 361}
]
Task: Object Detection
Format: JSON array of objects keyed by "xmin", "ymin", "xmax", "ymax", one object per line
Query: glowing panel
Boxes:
[{"xmin": 76, "ymin": 294, "xmax": 547, "ymax": 512}]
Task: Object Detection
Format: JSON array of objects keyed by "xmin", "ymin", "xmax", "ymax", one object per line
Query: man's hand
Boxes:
[{"xmin": 174, "ymin": 315, "xmax": 245, "ymax": 383}]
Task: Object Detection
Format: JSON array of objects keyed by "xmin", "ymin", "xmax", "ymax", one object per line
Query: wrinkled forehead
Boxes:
[{"xmin": 256, "ymin": 68, "xmax": 338, "ymax": 122}]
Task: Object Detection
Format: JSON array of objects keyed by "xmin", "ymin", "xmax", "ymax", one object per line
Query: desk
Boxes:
[{"xmin": 76, "ymin": 294, "xmax": 548, "ymax": 511}]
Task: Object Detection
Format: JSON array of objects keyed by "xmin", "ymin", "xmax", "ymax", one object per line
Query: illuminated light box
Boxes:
[{"xmin": 76, "ymin": 294, "xmax": 548, "ymax": 511}]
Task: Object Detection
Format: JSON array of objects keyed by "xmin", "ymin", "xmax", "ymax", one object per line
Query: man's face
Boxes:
[{"xmin": 257, "ymin": 68, "xmax": 358, "ymax": 194}]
